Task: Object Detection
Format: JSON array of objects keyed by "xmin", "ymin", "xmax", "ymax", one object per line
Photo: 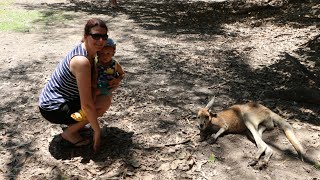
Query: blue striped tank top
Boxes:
[{"xmin": 39, "ymin": 43, "xmax": 88, "ymax": 111}]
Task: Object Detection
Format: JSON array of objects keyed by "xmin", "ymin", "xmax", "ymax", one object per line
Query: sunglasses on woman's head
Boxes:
[{"xmin": 88, "ymin": 33, "xmax": 108, "ymax": 40}]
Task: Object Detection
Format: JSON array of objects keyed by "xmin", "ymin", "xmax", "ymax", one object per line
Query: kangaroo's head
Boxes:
[
  {"xmin": 197, "ymin": 98, "xmax": 218, "ymax": 141},
  {"xmin": 197, "ymin": 107, "xmax": 213, "ymax": 130},
  {"xmin": 197, "ymin": 107, "xmax": 220, "ymax": 128},
  {"xmin": 197, "ymin": 107, "xmax": 218, "ymax": 141},
  {"xmin": 197, "ymin": 98, "xmax": 216, "ymax": 130}
]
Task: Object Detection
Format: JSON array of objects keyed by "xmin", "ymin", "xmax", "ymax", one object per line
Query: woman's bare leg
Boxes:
[
  {"xmin": 61, "ymin": 95, "xmax": 111, "ymax": 144},
  {"xmin": 61, "ymin": 120, "xmax": 90, "ymax": 145}
]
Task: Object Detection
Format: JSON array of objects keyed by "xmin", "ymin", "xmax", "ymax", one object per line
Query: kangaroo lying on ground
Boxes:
[{"xmin": 197, "ymin": 99, "xmax": 306, "ymax": 168}]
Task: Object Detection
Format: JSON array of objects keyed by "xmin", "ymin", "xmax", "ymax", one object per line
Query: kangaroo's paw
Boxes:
[
  {"xmin": 298, "ymin": 152, "xmax": 305, "ymax": 162},
  {"xmin": 256, "ymin": 160, "xmax": 268, "ymax": 170},
  {"xmin": 207, "ymin": 137, "xmax": 217, "ymax": 144},
  {"xmin": 260, "ymin": 146, "xmax": 273, "ymax": 165},
  {"xmin": 249, "ymin": 160, "xmax": 268, "ymax": 170},
  {"xmin": 248, "ymin": 159, "xmax": 259, "ymax": 166},
  {"xmin": 199, "ymin": 132, "xmax": 209, "ymax": 142}
]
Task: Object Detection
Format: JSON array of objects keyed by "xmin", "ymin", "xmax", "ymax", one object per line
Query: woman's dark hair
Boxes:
[{"xmin": 84, "ymin": 18, "xmax": 108, "ymax": 35}]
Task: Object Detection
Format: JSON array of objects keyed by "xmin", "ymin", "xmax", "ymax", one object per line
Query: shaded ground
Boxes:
[{"xmin": 0, "ymin": 0, "xmax": 320, "ymax": 179}]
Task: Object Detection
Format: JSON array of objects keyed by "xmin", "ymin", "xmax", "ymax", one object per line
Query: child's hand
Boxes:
[{"xmin": 109, "ymin": 78, "xmax": 121, "ymax": 88}]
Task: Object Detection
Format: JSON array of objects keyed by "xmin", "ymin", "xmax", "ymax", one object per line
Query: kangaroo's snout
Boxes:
[{"xmin": 198, "ymin": 124, "xmax": 204, "ymax": 130}]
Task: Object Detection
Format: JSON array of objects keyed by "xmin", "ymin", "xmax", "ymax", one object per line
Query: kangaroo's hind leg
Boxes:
[
  {"xmin": 270, "ymin": 113, "xmax": 306, "ymax": 160},
  {"xmin": 258, "ymin": 125, "xmax": 266, "ymax": 137},
  {"xmin": 244, "ymin": 119, "xmax": 273, "ymax": 167},
  {"xmin": 256, "ymin": 126, "xmax": 273, "ymax": 169},
  {"xmin": 258, "ymin": 119, "xmax": 275, "ymax": 166},
  {"xmin": 246, "ymin": 125, "xmax": 266, "ymax": 144}
]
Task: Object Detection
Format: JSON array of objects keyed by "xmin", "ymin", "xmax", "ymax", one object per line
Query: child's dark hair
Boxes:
[{"xmin": 84, "ymin": 18, "xmax": 108, "ymax": 35}]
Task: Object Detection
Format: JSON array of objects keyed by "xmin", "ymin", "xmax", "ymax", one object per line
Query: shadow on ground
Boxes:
[
  {"xmin": 48, "ymin": 126, "xmax": 134, "ymax": 163},
  {"xmin": 20, "ymin": 0, "xmax": 320, "ymax": 35}
]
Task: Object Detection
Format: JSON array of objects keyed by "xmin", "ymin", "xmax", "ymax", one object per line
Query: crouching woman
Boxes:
[{"xmin": 38, "ymin": 18, "xmax": 111, "ymax": 152}]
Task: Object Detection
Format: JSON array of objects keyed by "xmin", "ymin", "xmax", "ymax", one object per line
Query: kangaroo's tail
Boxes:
[{"xmin": 272, "ymin": 113, "xmax": 306, "ymax": 161}]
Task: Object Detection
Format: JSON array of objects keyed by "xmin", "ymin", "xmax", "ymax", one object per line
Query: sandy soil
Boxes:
[{"xmin": 0, "ymin": 0, "xmax": 320, "ymax": 179}]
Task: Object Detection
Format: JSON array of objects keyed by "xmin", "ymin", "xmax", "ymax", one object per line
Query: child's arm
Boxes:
[
  {"xmin": 115, "ymin": 62, "xmax": 125, "ymax": 82},
  {"xmin": 108, "ymin": 62, "xmax": 125, "ymax": 92}
]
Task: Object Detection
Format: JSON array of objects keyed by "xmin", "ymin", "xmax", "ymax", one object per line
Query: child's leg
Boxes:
[
  {"xmin": 70, "ymin": 94, "xmax": 112, "ymax": 123},
  {"xmin": 71, "ymin": 84, "xmax": 112, "ymax": 121},
  {"xmin": 95, "ymin": 94, "xmax": 112, "ymax": 117}
]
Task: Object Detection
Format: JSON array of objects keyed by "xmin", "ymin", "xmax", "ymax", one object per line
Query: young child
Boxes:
[
  {"xmin": 71, "ymin": 38, "xmax": 125, "ymax": 121},
  {"xmin": 95, "ymin": 38, "xmax": 125, "ymax": 96}
]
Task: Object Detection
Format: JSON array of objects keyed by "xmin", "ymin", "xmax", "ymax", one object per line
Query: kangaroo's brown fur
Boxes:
[{"xmin": 197, "ymin": 101, "xmax": 306, "ymax": 168}]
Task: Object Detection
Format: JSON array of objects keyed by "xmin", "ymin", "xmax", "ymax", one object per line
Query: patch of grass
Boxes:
[
  {"xmin": 0, "ymin": 0, "xmax": 14, "ymax": 6},
  {"xmin": 0, "ymin": 0, "xmax": 75, "ymax": 33},
  {"xmin": 314, "ymin": 162, "xmax": 320, "ymax": 170},
  {"xmin": 0, "ymin": 9, "xmax": 41, "ymax": 32},
  {"xmin": 209, "ymin": 153, "xmax": 216, "ymax": 163}
]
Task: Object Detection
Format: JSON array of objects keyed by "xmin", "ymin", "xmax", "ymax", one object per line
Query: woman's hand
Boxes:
[{"xmin": 93, "ymin": 129, "xmax": 101, "ymax": 152}]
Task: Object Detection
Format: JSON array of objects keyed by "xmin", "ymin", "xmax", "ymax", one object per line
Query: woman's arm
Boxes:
[
  {"xmin": 70, "ymin": 56, "xmax": 101, "ymax": 150},
  {"xmin": 91, "ymin": 63, "xmax": 98, "ymax": 102}
]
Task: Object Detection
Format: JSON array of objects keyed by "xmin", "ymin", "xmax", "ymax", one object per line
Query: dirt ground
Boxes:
[{"xmin": 0, "ymin": 0, "xmax": 320, "ymax": 179}]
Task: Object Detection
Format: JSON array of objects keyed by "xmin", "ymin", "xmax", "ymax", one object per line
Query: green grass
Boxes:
[
  {"xmin": 0, "ymin": 0, "xmax": 74, "ymax": 33},
  {"xmin": 0, "ymin": 9, "xmax": 41, "ymax": 32},
  {"xmin": 208, "ymin": 153, "xmax": 216, "ymax": 163},
  {"xmin": 0, "ymin": 0, "xmax": 42, "ymax": 32},
  {"xmin": 0, "ymin": 0, "xmax": 14, "ymax": 6},
  {"xmin": 315, "ymin": 162, "xmax": 320, "ymax": 170}
]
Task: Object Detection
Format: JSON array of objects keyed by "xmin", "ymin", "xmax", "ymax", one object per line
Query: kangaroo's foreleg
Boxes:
[{"xmin": 208, "ymin": 127, "xmax": 226, "ymax": 144}]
